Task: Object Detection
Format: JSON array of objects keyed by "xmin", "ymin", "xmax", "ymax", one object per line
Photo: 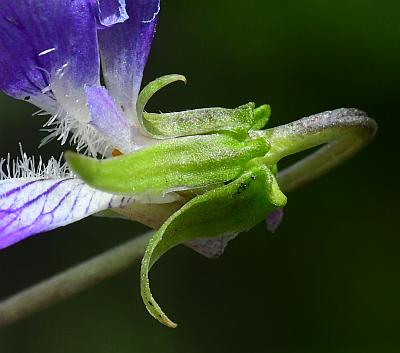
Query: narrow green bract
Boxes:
[
  {"xmin": 136, "ymin": 74, "xmax": 271, "ymax": 138},
  {"xmin": 143, "ymin": 103, "xmax": 271, "ymax": 138},
  {"xmin": 140, "ymin": 161, "xmax": 287, "ymax": 327},
  {"xmin": 66, "ymin": 133, "xmax": 269, "ymax": 195}
]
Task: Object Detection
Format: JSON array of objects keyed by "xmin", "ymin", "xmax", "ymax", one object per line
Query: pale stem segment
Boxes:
[
  {"xmin": 0, "ymin": 108, "xmax": 377, "ymax": 330},
  {"xmin": 0, "ymin": 232, "xmax": 152, "ymax": 330},
  {"xmin": 250, "ymin": 108, "xmax": 377, "ymax": 193}
]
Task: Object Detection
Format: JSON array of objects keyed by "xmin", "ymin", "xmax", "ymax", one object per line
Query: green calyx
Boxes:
[
  {"xmin": 66, "ymin": 133, "xmax": 269, "ymax": 196},
  {"xmin": 65, "ymin": 74, "xmax": 290, "ymax": 329},
  {"xmin": 64, "ymin": 78, "xmax": 377, "ymax": 329}
]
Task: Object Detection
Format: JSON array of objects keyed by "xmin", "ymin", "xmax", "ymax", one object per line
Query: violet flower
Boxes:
[
  {"xmin": 0, "ymin": 0, "xmax": 169, "ymax": 249},
  {"xmin": 0, "ymin": 1, "xmax": 377, "ymax": 328}
]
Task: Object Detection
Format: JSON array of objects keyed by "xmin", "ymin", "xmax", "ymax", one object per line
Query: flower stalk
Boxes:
[
  {"xmin": 0, "ymin": 108, "xmax": 377, "ymax": 330},
  {"xmin": 257, "ymin": 108, "xmax": 377, "ymax": 192},
  {"xmin": 0, "ymin": 232, "xmax": 152, "ymax": 330}
]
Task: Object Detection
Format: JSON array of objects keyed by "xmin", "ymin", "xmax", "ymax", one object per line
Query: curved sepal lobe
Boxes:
[{"xmin": 140, "ymin": 162, "xmax": 287, "ymax": 327}]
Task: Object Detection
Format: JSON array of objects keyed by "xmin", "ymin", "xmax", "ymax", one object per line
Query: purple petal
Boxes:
[
  {"xmin": 0, "ymin": 0, "xmax": 100, "ymax": 112},
  {"xmin": 185, "ymin": 233, "xmax": 238, "ymax": 259},
  {"xmin": 86, "ymin": 86, "xmax": 134, "ymax": 153},
  {"xmin": 98, "ymin": 0, "xmax": 160, "ymax": 117},
  {"xmin": 96, "ymin": 0, "xmax": 129, "ymax": 28},
  {"xmin": 0, "ymin": 177, "xmax": 133, "ymax": 250},
  {"xmin": 266, "ymin": 208, "xmax": 284, "ymax": 233}
]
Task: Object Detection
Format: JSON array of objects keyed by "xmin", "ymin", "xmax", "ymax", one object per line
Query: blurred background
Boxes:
[{"xmin": 0, "ymin": 0, "xmax": 399, "ymax": 352}]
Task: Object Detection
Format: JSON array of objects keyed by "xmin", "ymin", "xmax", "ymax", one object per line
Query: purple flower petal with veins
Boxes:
[
  {"xmin": 0, "ymin": 0, "xmax": 101, "ymax": 112},
  {"xmin": 0, "ymin": 1, "xmax": 135, "ymax": 155},
  {"xmin": 98, "ymin": 0, "xmax": 160, "ymax": 117},
  {"xmin": 0, "ymin": 177, "xmax": 135, "ymax": 250},
  {"xmin": 0, "ymin": 0, "xmax": 180, "ymax": 250}
]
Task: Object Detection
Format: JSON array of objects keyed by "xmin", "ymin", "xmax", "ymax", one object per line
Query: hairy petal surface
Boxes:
[
  {"xmin": 0, "ymin": 177, "xmax": 134, "ymax": 249},
  {"xmin": 0, "ymin": 0, "xmax": 101, "ymax": 113},
  {"xmin": 98, "ymin": 0, "xmax": 160, "ymax": 118}
]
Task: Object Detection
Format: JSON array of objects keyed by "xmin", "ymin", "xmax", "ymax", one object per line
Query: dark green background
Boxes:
[{"xmin": 0, "ymin": 1, "xmax": 398, "ymax": 352}]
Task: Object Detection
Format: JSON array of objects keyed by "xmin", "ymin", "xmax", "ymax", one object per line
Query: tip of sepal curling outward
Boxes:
[
  {"xmin": 147, "ymin": 304, "xmax": 178, "ymax": 329},
  {"xmin": 145, "ymin": 301, "xmax": 178, "ymax": 328},
  {"xmin": 137, "ymin": 76, "xmax": 271, "ymax": 139},
  {"xmin": 140, "ymin": 161, "xmax": 287, "ymax": 328},
  {"xmin": 136, "ymin": 74, "xmax": 187, "ymax": 123}
]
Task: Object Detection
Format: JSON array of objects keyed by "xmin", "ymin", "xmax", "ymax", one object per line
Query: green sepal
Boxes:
[
  {"xmin": 136, "ymin": 74, "xmax": 187, "ymax": 132},
  {"xmin": 137, "ymin": 74, "xmax": 271, "ymax": 138},
  {"xmin": 252, "ymin": 104, "xmax": 271, "ymax": 130},
  {"xmin": 65, "ymin": 133, "xmax": 269, "ymax": 196},
  {"xmin": 140, "ymin": 162, "xmax": 287, "ymax": 327},
  {"xmin": 143, "ymin": 103, "xmax": 270, "ymax": 138}
]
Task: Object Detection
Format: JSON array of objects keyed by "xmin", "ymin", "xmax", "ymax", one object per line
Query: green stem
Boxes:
[
  {"xmin": 0, "ymin": 108, "xmax": 377, "ymax": 330},
  {"xmin": 0, "ymin": 232, "xmax": 152, "ymax": 330},
  {"xmin": 251, "ymin": 108, "xmax": 377, "ymax": 192}
]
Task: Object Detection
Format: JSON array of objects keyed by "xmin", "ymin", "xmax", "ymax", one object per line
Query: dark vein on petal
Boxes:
[
  {"xmin": 0, "ymin": 180, "xmax": 41, "ymax": 199},
  {"xmin": 0, "ymin": 214, "xmax": 20, "ymax": 233},
  {"xmin": 6, "ymin": 179, "xmax": 69, "ymax": 212},
  {"xmin": 84, "ymin": 192, "xmax": 95, "ymax": 214},
  {"xmin": 43, "ymin": 190, "xmax": 73, "ymax": 215}
]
